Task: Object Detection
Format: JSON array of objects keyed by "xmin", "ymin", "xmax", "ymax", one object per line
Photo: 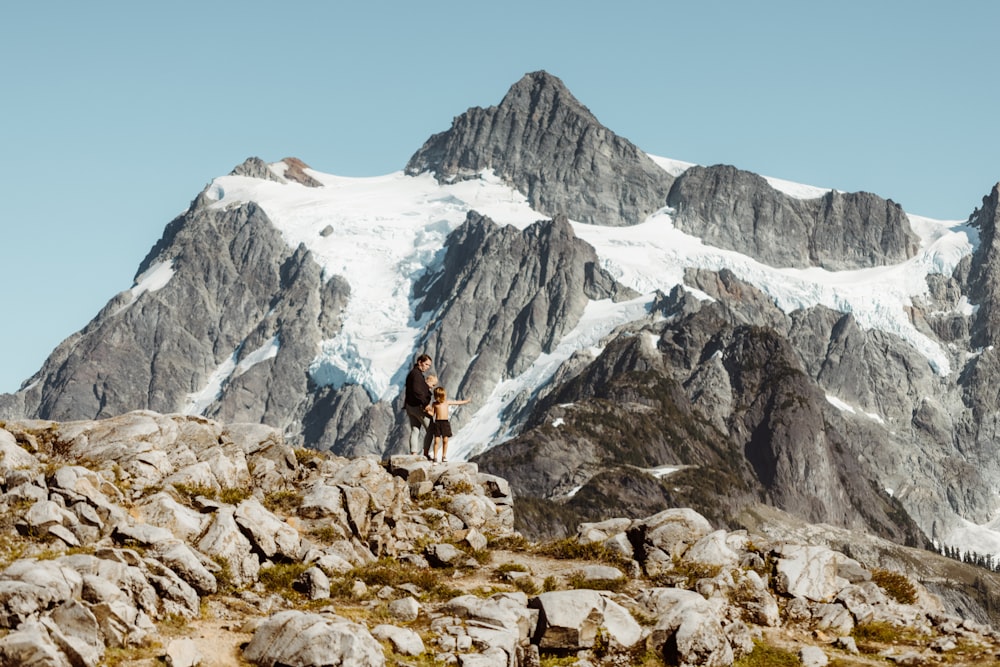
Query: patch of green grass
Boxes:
[
  {"xmin": 159, "ymin": 612, "xmax": 194, "ymax": 632},
  {"xmin": 852, "ymin": 620, "xmax": 904, "ymax": 645},
  {"xmin": 211, "ymin": 555, "xmax": 237, "ymax": 594},
  {"xmin": 496, "ymin": 562, "xmax": 528, "ymax": 574},
  {"xmin": 488, "ymin": 533, "xmax": 531, "ymax": 552},
  {"xmin": 172, "ymin": 482, "xmax": 218, "ymax": 503},
  {"xmin": 850, "ymin": 619, "xmax": 932, "ymax": 657},
  {"xmin": 332, "ymin": 558, "xmax": 462, "ymax": 602},
  {"xmin": 293, "ymin": 447, "xmax": 324, "ymax": 467},
  {"xmin": 533, "ymin": 538, "xmax": 630, "ymax": 569},
  {"xmin": 218, "ymin": 486, "xmax": 252, "ymax": 505},
  {"xmin": 263, "ymin": 489, "xmax": 302, "ymax": 513},
  {"xmin": 103, "ymin": 644, "xmax": 164, "ymax": 666},
  {"xmin": 648, "ymin": 558, "xmax": 722, "ymax": 589},
  {"xmin": 258, "ymin": 562, "xmax": 310, "ymax": 597},
  {"xmin": 421, "ymin": 494, "xmax": 455, "ymax": 513},
  {"xmin": 512, "ymin": 577, "xmax": 540, "ymax": 595},
  {"xmin": 308, "ymin": 525, "xmax": 344, "ymax": 544},
  {"xmin": 565, "ymin": 570, "xmax": 627, "ymax": 592},
  {"xmin": 734, "ymin": 641, "xmax": 800, "ymax": 667},
  {"xmin": 464, "ymin": 547, "xmax": 491, "ymax": 565},
  {"xmin": 448, "ymin": 480, "xmax": 476, "ymax": 494}
]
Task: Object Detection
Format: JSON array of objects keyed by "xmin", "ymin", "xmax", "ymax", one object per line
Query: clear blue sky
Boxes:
[{"xmin": 2, "ymin": 1, "xmax": 998, "ymax": 394}]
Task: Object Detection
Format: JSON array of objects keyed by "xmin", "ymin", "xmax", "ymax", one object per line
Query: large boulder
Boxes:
[
  {"xmin": 638, "ymin": 587, "xmax": 733, "ymax": 667},
  {"xmin": 243, "ymin": 610, "xmax": 385, "ymax": 667},
  {"xmin": 774, "ymin": 544, "xmax": 864, "ymax": 603},
  {"xmin": 529, "ymin": 589, "xmax": 641, "ymax": 651}
]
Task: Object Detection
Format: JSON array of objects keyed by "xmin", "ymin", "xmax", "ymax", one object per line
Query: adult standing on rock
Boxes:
[{"xmin": 404, "ymin": 354, "xmax": 434, "ymax": 458}]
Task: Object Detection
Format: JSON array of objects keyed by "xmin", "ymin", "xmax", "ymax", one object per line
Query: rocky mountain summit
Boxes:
[
  {"xmin": 3, "ymin": 411, "xmax": 1000, "ymax": 667},
  {"xmin": 405, "ymin": 70, "xmax": 675, "ymax": 228}
]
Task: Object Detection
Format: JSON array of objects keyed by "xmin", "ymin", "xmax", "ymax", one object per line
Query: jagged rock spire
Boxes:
[
  {"xmin": 965, "ymin": 183, "xmax": 1000, "ymax": 345},
  {"xmin": 406, "ymin": 70, "xmax": 674, "ymax": 226}
]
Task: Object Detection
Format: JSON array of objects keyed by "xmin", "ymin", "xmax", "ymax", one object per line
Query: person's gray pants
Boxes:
[{"xmin": 405, "ymin": 404, "xmax": 433, "ymax": 455}]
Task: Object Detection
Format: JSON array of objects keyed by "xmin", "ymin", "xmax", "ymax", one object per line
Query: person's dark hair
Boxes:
[{"xmin": 415, "ymin": 354, "xmax": 432, "ymax": 365}]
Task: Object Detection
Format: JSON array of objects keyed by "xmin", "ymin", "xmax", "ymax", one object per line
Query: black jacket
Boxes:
[{"xmin": 404, "ymin": 365, "xmax": 431, "ymax": 408}]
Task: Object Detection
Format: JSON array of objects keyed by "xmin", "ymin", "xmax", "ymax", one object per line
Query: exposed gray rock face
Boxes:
[
  {"xmin": 2, "ymin": 171, "xmax": 359, "ymax": 450},
  {"xmin": 964, "ymin": 184, "xmax": 1000, "ymax": 345},
  {"xmin": 12, "ymin": 198, "xmax": 331, "ymax": 433},
  {"xmin": 406, "ymin": 71, "xmax": 674, "ymax": 227},
  {"xmin": 958, "ymin": 185, "xmax": 1000, "ymax": 442},
  {"xmin": 667, "ymin": 164, "xmax": 920, "ymax": 269},
  {"xmin": 476, "ymin": 277, "xmax": 927, "ymax": 547},
  {"xmin": 230, "ymin": 156, "xmax": 285, "ymax": 183},
  {"xmin": 401, "ymin": 211, "xmax": 636, "ymax": 444}
]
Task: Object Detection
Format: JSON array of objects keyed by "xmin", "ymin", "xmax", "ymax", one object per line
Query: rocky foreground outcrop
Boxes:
[{"xmin": 1, "ymin": 411, "xmax": 999, "ymax": 666}]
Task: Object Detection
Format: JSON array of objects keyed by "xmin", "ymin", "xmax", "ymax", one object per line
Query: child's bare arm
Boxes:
[{"xmin": 449, "ymin": 399, "xmax": 471, "ymax": 406}]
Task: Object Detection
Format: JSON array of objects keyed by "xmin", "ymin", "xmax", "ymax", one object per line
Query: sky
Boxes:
[{"xmin": 2, "ymin": 0, "xmax": 999, "ymax": 393}]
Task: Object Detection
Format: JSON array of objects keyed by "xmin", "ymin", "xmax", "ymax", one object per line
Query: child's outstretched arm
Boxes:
[{"xmin": 449, "ymin": 399, "xmax": 471, "ymax": 406}]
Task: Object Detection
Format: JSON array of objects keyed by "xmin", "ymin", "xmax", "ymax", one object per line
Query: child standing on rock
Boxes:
[{"xmin": 430, "ymin": 386, "xmax": 469, "ymax": 463}]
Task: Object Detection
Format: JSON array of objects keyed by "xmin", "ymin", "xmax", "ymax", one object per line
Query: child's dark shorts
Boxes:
[{"xmin": 433, "ymin": 419, "xmax": 453, "ymax": 438}]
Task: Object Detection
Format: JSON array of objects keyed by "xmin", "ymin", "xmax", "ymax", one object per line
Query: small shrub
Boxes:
[
  {"xmin": 159, "ymin": 613, "xmax": 192, "ymax": 633},
  {"xmin": 495, "ymin": 562, "xmax": 528, "ymax": 575},
  {"xmin": 533, "ymin": 538, "xmax": 629, "ymax": 569},
  {"xmin": 513, "ymin": 577, "xmax": 540, "ymax": 595},
  {"xmin": 649, "ymin": 557, "xmax": 722, "ymax": 589},
  {"xmin": 308, "ymin": 525, "xmax": 343, "ymax": 544},
  {"xmin": 565, "ymin": 571, "xmax": 627, "ymax": 593},
  {"xmin": 542, "ymin": 575, "xmax": 559, "ymax": 592},
  {"xmin": 172, "ymin": 482, "xmax": 218, "ymax": 503},
  {"xmin": 472, "ymin": 549, "xmax": 492, "ymax": 565},
  {"xmin": 488, "ymin": 534, "xmax": 531, "ymax": 552},
  {"xmin": 20, "ymin": 424, "xmax": 70, "ymax": 458},
  {"xmin": 218, "ymin": 486, "xmax": 252, "ymax": 505},
  {"xmin": 871, "ymin": 567, "xmax": 917, "ymax": 605},
  {"xmin": 534, "ymin": 537, "xmax": 601, "ymax": 560},
  {"xmin": 264, "ymin": 489, "xmax": 302, "ymax": 513},
  {"xmin": 448, "ymin": 480, "xmax": 475, "ymax": 494},
  {"xmin": 328, "ymin": 577, "xmax": 363, "ymax": 600},
  {"xmin": 852, "ymin": 620, "xmax": 903, "ymax": 645},
  {"xmin": 630, "ymin": 608, "xmax": 658, "ymax": 627},
  {"xmin": 212, "ymin": 555, "xmax": 237, "ymax": 594},
  {"xmin": 103, "ymin": 645, "xmax": 163, "ymax": 666},
  {"xmin": 336, "ymin": 558, "xmax": 463, "ymax": 602},
  {"xmin": 734, "ymin": 641, "xmax": 800, "ymax": 666},
  {"xmin": 293, "ymin": 447, "xmax": 324, "ymax": 467},
  {"xmin": 421, "ymin": 494, "xmax": 454, "ymax": 512},
  {"xmin": 259, "ymin": 562, "xmax": 310, "ymax": 597},
  {"xmin": 851, "ymin": 620, "xmax": 931, "ymax": 655}
]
